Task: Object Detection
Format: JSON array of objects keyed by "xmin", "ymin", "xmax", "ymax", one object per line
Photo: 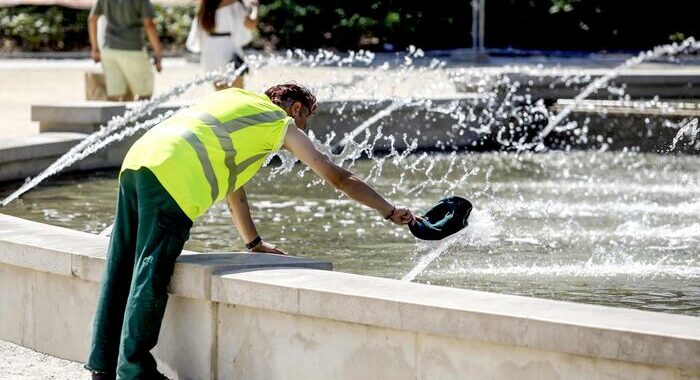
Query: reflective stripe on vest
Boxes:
[
  {"xmin": 120, "ymin": 88, "xmax": 292, "ymax": 221},
  {"xmin": 180, "ymin": 109, "xmax": 287, "ymax": 203}
]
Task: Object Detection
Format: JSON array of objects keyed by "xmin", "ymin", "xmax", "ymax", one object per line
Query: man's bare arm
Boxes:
[
  {"xmin": 226, "ymin": 187, "xmax": 287, "ymax": 254},
  {"xmin": 88, "ymin": 14, "xmax": 100, "ymax": 62},
  {"xmin": 226, "ymin": 187, "xmax": 258, "ymax": 243},
  {"xmin": 143, "ymin": 18, "xmax": 162, "ymax": 72},
  {"xmin": 283, "ymin": 125, "xmax": 415, "ymax": 225}
]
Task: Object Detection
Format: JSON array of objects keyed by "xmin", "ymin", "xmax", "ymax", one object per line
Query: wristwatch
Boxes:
[{"xmin": 245, "ymin": 235, "xmax": 262, "ymax": 250}]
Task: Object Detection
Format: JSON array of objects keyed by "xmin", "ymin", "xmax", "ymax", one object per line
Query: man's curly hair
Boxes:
[{"xmin": 264, "ymin": 83, "xmax": 318, "ymax": 114}]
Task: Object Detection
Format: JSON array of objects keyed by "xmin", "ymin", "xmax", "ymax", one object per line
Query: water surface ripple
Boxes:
[{"xmin": 1, "ymin": 151, "xmax": 698, "ymax": 316}]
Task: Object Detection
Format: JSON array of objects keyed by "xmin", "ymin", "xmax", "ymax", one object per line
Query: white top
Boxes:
[{"xmin": 186, "ymin": 2, "xmax": 253, "ymax": 54}]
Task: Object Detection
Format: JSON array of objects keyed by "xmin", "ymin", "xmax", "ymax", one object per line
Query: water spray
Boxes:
[
  {"xmin": 0, "ymin": 64, "xmax": 249, "ymax": 208},
  {"xmin": 531, "ymin": 37, "xmax": 700, "ymax": 150}
]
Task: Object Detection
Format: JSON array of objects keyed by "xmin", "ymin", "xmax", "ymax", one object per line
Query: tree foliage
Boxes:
[
  {"xmin": 0, "ymin": 6, "xmax": 86, "ymax": 50},
  {"xmin": 257, "ymin": 0, "xmax": 471, "ymax": 51},
  {"xmin": 1, "ymin": 1, "xmax": 699, "ymax": 53},
  {"xmin": 486, "ymin": 0, "xmax": 699, "ymax": 51}
]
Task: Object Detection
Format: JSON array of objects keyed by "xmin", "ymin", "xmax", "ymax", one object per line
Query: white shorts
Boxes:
[
  {"xmin": 200, "ymin": 35, "xmax": 239, "ymax": 72},
  {"xmin": 101, "ymin": 48, "xmax": 154, "ymax": 97}
]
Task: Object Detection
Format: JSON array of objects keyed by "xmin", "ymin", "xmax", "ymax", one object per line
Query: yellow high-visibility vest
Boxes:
[{"xmin": 121, "ymin": 88, "xmax": 294, "ymax": 221}]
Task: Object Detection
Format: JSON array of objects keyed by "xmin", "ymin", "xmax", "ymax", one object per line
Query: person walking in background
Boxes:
[
  {"xmin": 88, "ymin": 0, "xmax": 163, "ymax": 101},
  {"xmin": 186, "ymin": 0, "xmax": 258, "ymax": 90}
]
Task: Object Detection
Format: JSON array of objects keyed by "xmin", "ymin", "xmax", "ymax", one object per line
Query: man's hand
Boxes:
[
  {"xmin": 143, "ymin": 18, "xmax": 162, "ymax": 72},
  {"xmin": 87, "ymin": 14, "xmax": 101, "ymax": 62},
  {"xmin": 387, "ymin": 206, "xmax": 416, "ymax": 226},
  {"xmin": 91, "ymin": 49, "xmax": 101, "ymax": 63},
  {"xmin": 251, "ymin": 240, "xmax": 288, "ymax": 255},
  {"xmin": 152, "ymin": 54, "xmax": 162, "ymax": 73}
]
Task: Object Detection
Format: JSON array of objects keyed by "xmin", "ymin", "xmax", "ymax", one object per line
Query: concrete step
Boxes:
[{"xmin": 455, "ymin": 70, "xmax": 700, "ymax": 100}]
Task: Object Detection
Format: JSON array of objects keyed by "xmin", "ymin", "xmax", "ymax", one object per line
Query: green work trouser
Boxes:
[{"xmin": 86, "ymin": 168, "xmax": 192, "ymax": 380}]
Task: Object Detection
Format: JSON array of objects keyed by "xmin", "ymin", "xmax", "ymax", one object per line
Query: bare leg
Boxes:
[{"xmin": 106, "ymin": 95, "xmax": 129, "ymax": 102}]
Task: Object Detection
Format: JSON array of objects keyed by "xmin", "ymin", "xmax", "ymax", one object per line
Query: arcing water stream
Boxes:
[
  {"xmin": 533, "ymin": 37, "xmax": 700, "ymax": 149},
  {"xmin": 1, "ymin": 40, "xmax": 699, "ymax": 315},
  {"xmin": 5, "ymin": 38, "xmax": 698, "ymax": 208},
  {"xmin": 0, "ymin": 63, "xmax": 249, "ymax": 207}
]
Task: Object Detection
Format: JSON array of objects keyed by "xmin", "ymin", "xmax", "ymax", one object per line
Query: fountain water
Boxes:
[
  {"xmin": 0, "ymin": 63, "xmax": 249, "ymax": 207},
  {"xmin": 402, "ymin": 209, "xmax": 500, "ymax": 282},
  {"xmin": 670, "ymin": 118, "xmax": 699, "ymax": 152},
  {"xmin": 263, "ymin": 39, "xmax": 700, "ymax": 283},
  {"xmin": 533, "ymin": 38, "xmax": 700, "ymax": 149},
  {"xmin": 0, "ymin": 47, "xmax": 429, "ymax": 207},
  {"xmin": 1, "ymin": 41, "xmax": 699, "ymax": 314}
]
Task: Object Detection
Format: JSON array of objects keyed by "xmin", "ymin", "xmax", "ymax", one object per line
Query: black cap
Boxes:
[{"xmin": 409, "ymin": 196, "xmax": 473, "ymax": 241}]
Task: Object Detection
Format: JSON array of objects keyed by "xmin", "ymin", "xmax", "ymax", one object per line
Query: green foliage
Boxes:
[
  {"xmin": 488, "ymin": 0, "xmax": 699, "ymax": 51},
  {"xmin": 1, "ymin": 1, "xmax": 699, "ymax": 53},
  {"xmin": 257, "ymin": 0, "xmax": 471, "ymax": 51},
  {"xmin": 0, "ymin": 5, "xmax": 194, "ymax": 52},
  {"xmin": 153, "ymin": 5, "xmax": 196, "ymax": 46},
  {"xmin": 0, "ymin": 6, "xmax": 77, "ymax": 50},
  {"xmin": 669, "ymin": 32, "xmax": 686, "ymax": 43},
  {"xmin": 549, "ymin": 0, "xmax": 580, "ymax": 14}
]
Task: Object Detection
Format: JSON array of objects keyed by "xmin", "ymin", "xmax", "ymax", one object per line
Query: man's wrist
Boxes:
[
  {"xmin": 383, "ymin": 205, "xmax": 395, "ymax": 220},
  {"xmin": 245, "ymin": 235, "xmax": 262, "ymax": 250}
]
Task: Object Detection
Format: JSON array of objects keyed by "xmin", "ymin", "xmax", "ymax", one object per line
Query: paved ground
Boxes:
[
  {"xmin": 0, "ymin": 340, "xmax": 89, "ymax": 380},
  {"xmin": 0, "ymin": 57, "xmax": 458, "ymax": 139},
  {"xmin": 4, "ymin": 54, "xmax": 700, "ymax": 140}
]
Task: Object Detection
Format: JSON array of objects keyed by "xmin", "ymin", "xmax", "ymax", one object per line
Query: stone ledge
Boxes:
[
  {"xmin": 31, "ymin": 101, "xmax": 190, "ymax": 133},
  {"xmin": 213, "ymin": 268, "xmax": 700, "ymax": 371},
  {"xmin": 2, "ymin": 214, "xmax": 699, "ymax": 374},
  {"xmin": 549, "ymin": 99, "xmax": 699, "ymax": 153},
  {"xmin": 31, "ymin": 102, "xmax": 126, "ymax": 125},
  {"xmin": 29, "ymin": 96, "xmax": 488, "ymax": 137},
  {"xmin": 0, "ymin": 240, "xmax": 72, "ymax": 277},
  {"xmin": 175, "ymin": 252, "xmax": 332, "ymax": 300},
  {"xmin": 555, "ymin": 98, "xmax": 700, "ymax": 116},
  {"xmin": 0, "ymin": 214, "xmax": 331, "ymax": 301},
  {"xmin": 453, "ymin": 69, "xmax": 700, "ymax": 100},
  {"xmin": 0, "ymin": 132, "xmax": 135, "ymax": 182},
  {"xmin": 509, "ymin": 71, "xmax": 700, "ymax": 100},
  {"xmin": 0, "ymin": 132, "xmax": 86, "ymax": 165}
]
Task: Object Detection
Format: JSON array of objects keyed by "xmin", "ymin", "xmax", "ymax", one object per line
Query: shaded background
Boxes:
[{"xmin": 1, "ymin": 0, "xmax": 699, "ymax": 52}]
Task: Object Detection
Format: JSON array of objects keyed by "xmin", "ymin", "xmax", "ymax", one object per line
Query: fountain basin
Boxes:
[
  {"xmin": 2, "ymin": 151, "xmax": 698, "ymax": 317},
  {"xmin": 1, "ymin": 213, "xmax": 698, "ymax": 379}
]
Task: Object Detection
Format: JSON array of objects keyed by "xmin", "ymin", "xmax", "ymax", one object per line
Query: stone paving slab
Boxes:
[{"xmin": 0, "ymin": 340, "xmax": 88, "ymax": 380}]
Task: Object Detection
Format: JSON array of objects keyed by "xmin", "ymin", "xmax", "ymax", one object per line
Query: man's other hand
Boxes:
[
  {"xmin": 153, "ymin": 55, "xmax": 162, "ymax": 73},
  {"xmin": 91, "ymin": 49, "xmax": 101, "ymax": 63},
  {"xmin": 251, "ymin": 240, "xmax": 288, "ymax": 255}
]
